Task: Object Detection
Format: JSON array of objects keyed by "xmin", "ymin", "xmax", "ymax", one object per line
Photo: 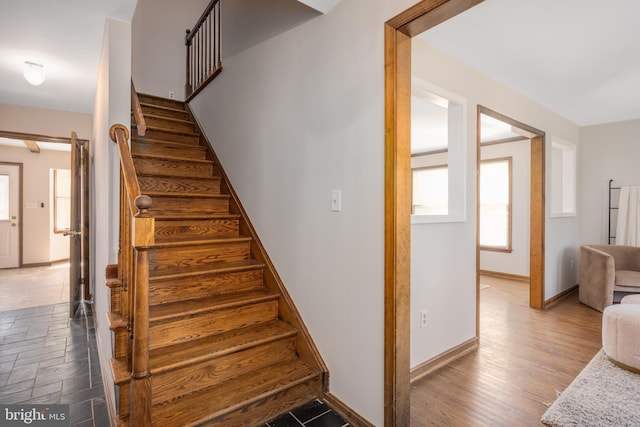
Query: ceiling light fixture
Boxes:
[{"xmin": 23, "ymin": 61, "xmax": 45, "ymax": 86}]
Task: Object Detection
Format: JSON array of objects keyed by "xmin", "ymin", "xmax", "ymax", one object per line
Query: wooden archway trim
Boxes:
[
  {"xmin": 384, "ymin": 1, "xmax": 485, "ymax": 425},
  {"xmin": 0, "ymin": 130, "xmax": 89, "ymax": 145}
]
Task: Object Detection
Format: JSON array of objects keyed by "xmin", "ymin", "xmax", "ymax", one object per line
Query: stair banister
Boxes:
[
  {"xmin": 185, "ymin": 0, "xmax": 222, "ymax": 101},
  {"xmin": 109, "ymin": 124, "xmax": 154, "ymax": 426},
  {"xmin": 131, "ymin": 81, "xmax": 146, "ymax": 137}
]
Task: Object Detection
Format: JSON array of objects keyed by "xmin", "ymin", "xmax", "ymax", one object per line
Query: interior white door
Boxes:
[{"xmin": 0, "ymin": 164, "xmax": 20, "ymax": 269}]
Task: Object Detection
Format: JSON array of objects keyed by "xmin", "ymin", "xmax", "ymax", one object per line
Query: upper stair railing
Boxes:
[
  {"xmin": 110, "ymin": 124, "xmax": 154, "ymax": 426},
  {"xmin": 185, "ymin": 0, "xmax": 222, "ymax": 101},
  {"xmin": 131, "ymin": 80, "xmax": 146, "ymax": 136}
]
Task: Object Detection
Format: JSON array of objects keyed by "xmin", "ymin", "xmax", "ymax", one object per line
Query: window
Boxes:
[
  {"xmin": 480, "ymin": 158, "xmax": 512, "ymax": 251},
  {"xmin": 0, "ymin": 174, "xmax": 9, "ymax": 221},
  {"xmin": 412, "ymin": 166, "xmax": 448, "ymax": 215},
  {"xmin": 550, "ymin": 138, "xmax": 576, "ymax": 217},
  {"xmin": 411, "ymin": 78, "xmax": 467, "ymax": 223},
  {"xmin": 54, "ymin": 169, "xmax": 71, "ymax": 233}
]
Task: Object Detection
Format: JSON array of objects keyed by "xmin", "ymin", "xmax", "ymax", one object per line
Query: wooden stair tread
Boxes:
[
  {"xmin": 138, "ymin": 92, "xmax": 185, "ymax": 107},
  {"xmin": 151, "ymin": 358, "xmax": 319, "ymax": 425},
  {"xmin": 152, "ymin": 235, "xmax": 251, "ymax": 248},
  {"xmin": 133, "ymin": 152, "xmax": 213, "ymax": 164},
  {"xmin": 149, "ymin": 288, "xmax": 277, "ymax": 323},
  {"xmin": 107, "ymin": 312, "xmax": 126, "ymax": 330},
  {"xmin": 143, "ymin": 191, "xmax": 226, "ymax": 199},
  {"xmin": 150, "ymin": 259, "xmax": 264, "ymax": 281},
  {"xmin": 155, "ymin": 213, "xmax": 240, "ymax": 221},
  {"xmin": 106, "ymin": 278, "xmax": 121, "ymax": 289},
  {"xmin": 132, "ymin": 137, "xmax": 206, "ymax": 150},
  {"xmin": 137, "ymin": 172, "xmax": 219, "ymax": 181},
  {"xmin": 152, "ymin": 213, "xmax": 240, "ymax": 220},
  {"xmin": 111, "ymin": 320, "xmax": 297, "ymax": 385},
  {"xmin": 141, "ymin": 113, "xmax": 193, "ymax": 126},
  {"xmin": 139, "ymin": 101, "xmax": 187, "ymax": 114},
  {"xmin": 132, "ymin": 124, "xmax": 198, "ymax": 138}
]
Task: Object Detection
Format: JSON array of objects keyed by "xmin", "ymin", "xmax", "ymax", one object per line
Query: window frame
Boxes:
[
  {"xmin": 479, "ymin": 157, "xmax": 513, "ymax": 253},
  {"xmin": 411, "ymin": 163, "xmax": 449, "ymax": 216},
  {"xmin": 410, "ymin": 78, "xmax": 467, "ymax": 224},
  {"xmin": 53, "ymin": 168, "xmax": 71, "ymax": 234}
]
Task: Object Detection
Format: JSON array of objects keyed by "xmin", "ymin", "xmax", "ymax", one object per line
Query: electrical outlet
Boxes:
[
  {"xmin": 169, "ymin": 91, "xmax": 175, "ymax": 99},
  {"xmin": 420, "ymin": 309, "xmax": 428, "ymax": 327}
]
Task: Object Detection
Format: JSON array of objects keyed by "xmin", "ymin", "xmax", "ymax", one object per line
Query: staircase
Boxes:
[{"xmin": 107, "ymin": 93, "xmax": 327, "ymax": 426}]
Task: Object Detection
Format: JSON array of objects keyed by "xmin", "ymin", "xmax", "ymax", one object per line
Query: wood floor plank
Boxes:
[{"xmin": 410, "ymin": 276, "xmax": 602, "ymax": 426}]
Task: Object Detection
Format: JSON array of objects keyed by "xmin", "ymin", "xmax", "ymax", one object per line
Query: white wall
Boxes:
[
  {"xmin": 0, "ymin": 104, "xmax": 92, "ymax": 140},
  {"xmin": 187, "ymin": 1, "xmax": 416, "ymax": 424},
  {"xmin": 131, "ymin": 0, "xmax": 208, "ymax": 100},
  {"xmin": 479, "ymin": 140, "xmax": 530, "ymax": 276},
  {"xmin": 91, "ymin": 17, "xmax": 131, "ymax": 419},
  {"xmin": 0, "ymin": 146, "xmax": 70, "ymax": 264},
  {"xmin": 579, "ymin": 119, "xmax": 640, "ymax": 248},
  {"xmin": 410, "ymin": 39, "xmax": 580, "ymax": 367}
]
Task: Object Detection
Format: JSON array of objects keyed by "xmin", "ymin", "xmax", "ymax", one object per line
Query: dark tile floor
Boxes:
[
  {"xmin": 263, "ymin": 400, "xmax": 349, "ymax": 427},
  {"xmin": 0, "ymin": 302, "xmax": 348, "ymax": 427},
  {"xmin": 0, "ymin": 302, "xmax": 108, "ymax": 426}
]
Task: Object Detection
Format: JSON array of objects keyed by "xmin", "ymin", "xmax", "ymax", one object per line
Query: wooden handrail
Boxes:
[
  {"xmin": 185, "ymin": 0, "xmax": 222, "ymax": 101},
  {"xmin": 110, "ymin": 125, "xmax": 141, "ymax": 216},
  {"xmin": 131, "ymin": 81, "xmax": 146, "ymax": 136},
  {"xmin": 110, "ymin": 123, "xmax": 154, "ymax": 425}
]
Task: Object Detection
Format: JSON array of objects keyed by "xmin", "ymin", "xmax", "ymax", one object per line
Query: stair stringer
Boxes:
[{"xmin": 185, "ymin": 104, "xmax": 330, "ymax": 393}]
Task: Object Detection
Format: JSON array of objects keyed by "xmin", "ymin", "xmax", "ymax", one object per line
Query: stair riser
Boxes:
[
  {"xmin": 152, "ymin": 339, "xmax": 297, "ymax": 405},
  {"xmin": 138, "ymin": 175, "xmax": 221, "ymax": 195},
  {"xmin": 149, "ymin": 241, "xmax": 250, "ymax": 273},
  {"xmin": 132, "ymin": 141, "xmax": 206, "ymax": 160},
  {"xmin": 138, "ymin": 94, "xmax": 184, "ymax": 110},
  {"xmin": 202, "ymin": 378, "xmax": 321, "ymax": 427},
  {"xmin": 141, "ymin": 104, "xmax": 189, "ymax": 120},
  {"xmin": 110, "ymin": 286, "xmax": 121, "ymax": 313},
  {"xmin": 133, "ymin": 157, "xmax": 212, "ymax": 178},
  {"xmin": 149, "ymin": 197, "xmax": 230, "ymax": 216},
  {"xmin": 150, "ymin": 269, "xmax": 263, "ymax": 305},
  {"xmin": 118, "ymin": 383, "xmax": 130, "ymax": 419},
  {"xmin": 114, "ymin": 330, "xmax": 128, "ymax": 359},
  {"xmin": 155, "ymin": 218, "xmax": 239, "ymax": 242},
  {"xmin": 143, "ymin": 115, "xmax": 194, "ymax": 133},
  {"xmin": 149, "ymin": 300, "xmax": 279, "ymax": 349},
  {"xmin": 135, "ymin": 128, "xmax": 199, "ymax": 145}
]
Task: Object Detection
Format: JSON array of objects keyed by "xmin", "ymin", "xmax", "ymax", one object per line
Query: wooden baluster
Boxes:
[
  {"xmin": 130, "ymin": 195, "xmax": 154, "ymax": 426},
  {"xmin": 185, "ymin": 29, "xmax": 192, "ymax": 97},
  {"xmin": 216, "ymin": 0, "xmax": 222, "ymax": 69}
]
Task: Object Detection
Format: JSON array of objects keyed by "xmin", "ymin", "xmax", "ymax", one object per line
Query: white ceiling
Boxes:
[
  {"xmin": 0, "ymin": 0, "xmax": 137, "ymax": 115},
  {"xmin": 1, "ymin": 0, "xmax": 637, "ymax": 128},
  {"xmin": 419, "ymin": 0, "xmax": 640, "ymax": 127}
]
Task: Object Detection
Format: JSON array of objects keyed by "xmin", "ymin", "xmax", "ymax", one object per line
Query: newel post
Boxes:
[{"xmin": 130, "ymin": 195, "xmax": 154, "ymax": 426}]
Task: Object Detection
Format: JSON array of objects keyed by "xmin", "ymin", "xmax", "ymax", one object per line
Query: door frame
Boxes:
[
  {"xmin": 385, "ymin": 1, "xmax": 498, "ymax": 425},
  {"xmin": 0, "ymin": 161, "xmax": 23, "ymax": 268},
  {"xmin": 477, "ymin": 105, "xmax": 545, "ymax": 315}
]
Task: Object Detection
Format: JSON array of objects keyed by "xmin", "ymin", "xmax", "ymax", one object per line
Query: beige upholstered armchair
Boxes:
[{"xmin": 579, "ymin": 245, "xmax": 640, "ymax": 312}]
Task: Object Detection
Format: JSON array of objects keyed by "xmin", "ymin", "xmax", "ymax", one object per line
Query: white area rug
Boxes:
[{"xmin": 541, "ymin": 349, "xmax": 640, "ymax": 426}]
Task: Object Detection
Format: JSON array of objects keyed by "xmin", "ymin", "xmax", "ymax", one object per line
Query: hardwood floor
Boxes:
[{"xmin": 410, "ymin": 275, "xmax": 603, "ymax": 426}]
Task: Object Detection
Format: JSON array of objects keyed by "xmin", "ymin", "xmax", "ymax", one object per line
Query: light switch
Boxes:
[{"xmin": 331, "ymin": 190, "xmax": 341, "ymax": 212}]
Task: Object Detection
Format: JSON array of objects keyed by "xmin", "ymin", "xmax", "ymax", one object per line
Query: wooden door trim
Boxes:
[
  {"xmin": 477, "ymin": 105, "xmax": 545, "ymax": 309},
  {"xmin": 384, "ymin": 1, "xmax": 483, "ymax": 425}
]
